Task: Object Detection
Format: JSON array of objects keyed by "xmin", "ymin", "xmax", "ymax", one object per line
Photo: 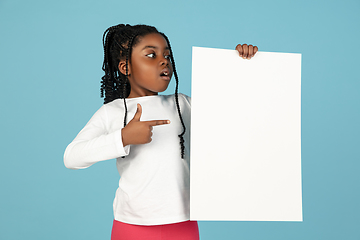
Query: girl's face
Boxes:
[{"xmin": 120, "ymin": 33, "xmax": 173, "ymax": 98}]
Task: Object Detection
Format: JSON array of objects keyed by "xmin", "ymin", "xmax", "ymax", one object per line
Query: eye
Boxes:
[
  {"xmin": 165, "ymin": 55, "xmax": 171, "ymax": 60},
  {"xmin": 146, "ymin": 53, "xmax": 156, "ymax": 58}
]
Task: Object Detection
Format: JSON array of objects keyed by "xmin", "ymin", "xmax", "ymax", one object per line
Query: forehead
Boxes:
[{"xmin": 134, "ymin": 33, "xmax": 169, "ymax": 49}]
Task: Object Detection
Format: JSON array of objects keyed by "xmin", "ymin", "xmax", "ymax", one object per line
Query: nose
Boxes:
[{"xmin": 160, "ymin": 56, "xmax": 170, "ymax": 66}]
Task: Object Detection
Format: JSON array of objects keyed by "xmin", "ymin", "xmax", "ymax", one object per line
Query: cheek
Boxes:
[
  {"xmin": 169, "ymin": 64, "xmax": 174, "ymax": 76},
  {"xmin": 168, "ymin": 61, "xmax": 174, "ymax": 71},
  {"xmin": 140, "ymin": 66, "xmax": 157, "ymax": 81},
  {"xmin": 132, "ymin": 61, "xmax": 156, "ymax": 78}
]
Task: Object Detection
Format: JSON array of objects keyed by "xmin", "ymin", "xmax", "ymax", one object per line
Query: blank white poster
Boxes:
[{"xmin": 190, "ymin": 46, "xmax": 302, "ymax": 221}]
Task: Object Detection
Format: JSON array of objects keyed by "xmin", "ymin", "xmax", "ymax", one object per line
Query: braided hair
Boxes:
[{"xmin": 101, "ymin": 24, "xmax": 187, "ymax": 158}]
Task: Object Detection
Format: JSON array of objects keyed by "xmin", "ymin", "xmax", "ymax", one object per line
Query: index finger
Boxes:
[
  {"xmin": 235, "ymin": 44, "xmax": 243, "ymax": 57},
  {"xmin": 145, "ymin": 120, "xmax": 171, "ymax": 126}
]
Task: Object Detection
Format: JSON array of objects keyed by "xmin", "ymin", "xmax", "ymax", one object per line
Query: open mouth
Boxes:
[
  {"xmin": 160, "ymin": 68, "xmax": 171, "ymax": 80},
  {"xmin": 160, "ymin": 72, "xmax": 169, "ymax": 76}
]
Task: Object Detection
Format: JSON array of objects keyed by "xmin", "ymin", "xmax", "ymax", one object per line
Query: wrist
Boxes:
[{"xmin": 121, "ymin": 128, "xmax": 129, "ymax": 147}]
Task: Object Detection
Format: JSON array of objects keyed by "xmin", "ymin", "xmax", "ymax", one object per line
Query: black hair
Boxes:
[{"xmin": 100, "ymin": 24, "xmax": 186, "ymax": 158}]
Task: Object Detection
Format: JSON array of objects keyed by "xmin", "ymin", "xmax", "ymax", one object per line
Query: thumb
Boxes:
[{"xmin": 131, "ymin": 103, "xmax": 142, "ymax": 122}]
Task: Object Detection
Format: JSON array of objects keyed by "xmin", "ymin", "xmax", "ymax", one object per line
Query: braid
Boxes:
[
  {"xmin": 101, "ymin": 24, "xmax": 154, "ymax": 126},
  {"xmin": 101, "ymin": 24, "xmax": 127, "ymax": 103},
  {"xmin": 101, "ymin": 24, "xmax": 186, "ymax": 159},
  {"xmin": 123, "ymin": 33, "xmax": 138, "ymax": 127},
  {"xmin": 160, "ymin": 33, "xmax": 187, "ymax": 159}
]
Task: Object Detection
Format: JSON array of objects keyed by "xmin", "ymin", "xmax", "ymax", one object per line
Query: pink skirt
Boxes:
[{"xmin": 111, "ymin": 220, "xmax": 199, "ymax": 240}]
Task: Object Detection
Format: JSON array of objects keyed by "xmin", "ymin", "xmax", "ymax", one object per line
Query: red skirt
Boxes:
[{"xmin": 111, "ymin": 220, "xmax": 199, "ymax": 240}]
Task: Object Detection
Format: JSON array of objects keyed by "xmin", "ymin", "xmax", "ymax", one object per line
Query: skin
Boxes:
[
  {"xmin": 118, "ymin": 33, "xmax": 173, "ymax": 146},
  {"xmin": 118, "ymin": 33, "xmax": 173, "ymax": 99},
  {"xmin": 236, "ymin": 43, "xmax": 258, "ymax": 59},
  {"xmin": 119, "ymin": 33, "xmax": 258, "ymax": 146}
]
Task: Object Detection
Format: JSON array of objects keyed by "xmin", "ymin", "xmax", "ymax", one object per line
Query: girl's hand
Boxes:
[
  {"xmin": 236, "ymin": 44, "xmax": 258, "ymax": 59},
  {"xmin": 121, "ymin": 104, "xmax": 170, "ymax": 146}
]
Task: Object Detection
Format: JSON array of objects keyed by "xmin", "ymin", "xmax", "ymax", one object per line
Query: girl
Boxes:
[{"xmin": 64, "ymin": 24, "xmax": 257, "ymax": 240}]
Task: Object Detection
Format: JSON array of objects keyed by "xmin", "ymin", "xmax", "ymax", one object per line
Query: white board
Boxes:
[{"xmin": 190, "ymin": 46, "xmax": 302, "ymax": 221}]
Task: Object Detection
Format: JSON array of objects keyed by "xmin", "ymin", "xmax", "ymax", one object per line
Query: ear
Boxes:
[{"xmin": 118, "ymin": 60, "xmax": 131, "ymax": 76}]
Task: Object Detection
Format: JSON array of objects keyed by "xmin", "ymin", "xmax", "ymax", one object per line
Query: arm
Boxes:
[{"xmin": 63, "ymin": 105, "xmax": 129, "ymax": 169}]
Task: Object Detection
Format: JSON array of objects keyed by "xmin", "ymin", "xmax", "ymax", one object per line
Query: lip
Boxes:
[
  {"xmin": 160, "ymin": 68, "xmax": 172, "ymax": 81},
  {"xmin": 160, "ymin": 75, "xmax": 171, "ymax": 81}
]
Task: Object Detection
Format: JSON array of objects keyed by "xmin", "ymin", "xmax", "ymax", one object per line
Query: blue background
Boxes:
[{"xmin": 1, "ymin": 0, "xmax": 359, "ymax": 239}]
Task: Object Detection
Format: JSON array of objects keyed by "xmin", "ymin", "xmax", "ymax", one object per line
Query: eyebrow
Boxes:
[{"xmin": 142, "ymin": 45, "xmax": 170, "ymax": 50}]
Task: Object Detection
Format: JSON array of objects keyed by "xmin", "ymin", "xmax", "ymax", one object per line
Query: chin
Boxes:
[
  {"xmin": 158, "ymin": 88, "xmax": 168, "ymax": 93},
  {"xmin": 158, "ymin": 84, "xmax": 171, "ymax": 93}
]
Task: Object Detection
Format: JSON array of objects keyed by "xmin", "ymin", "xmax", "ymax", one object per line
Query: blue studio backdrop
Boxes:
[{"xmin": 0, "ymin": 0, "xmax": 359, "ymax": 239}]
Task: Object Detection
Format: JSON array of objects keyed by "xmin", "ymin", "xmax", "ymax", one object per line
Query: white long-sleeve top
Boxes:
[{"xmin": 64, "ymin": 94, "xmax": 191, "ymax": 225}]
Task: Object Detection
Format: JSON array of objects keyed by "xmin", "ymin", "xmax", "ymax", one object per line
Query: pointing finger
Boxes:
[{"xmin": 145, "ymin": 120, "xmax": 171, "ymax": 126}]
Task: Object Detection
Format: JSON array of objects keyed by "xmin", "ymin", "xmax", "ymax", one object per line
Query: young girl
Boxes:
[{"xmin": 64, "ymin": 24, "xmax": 257, "ymax": 240}]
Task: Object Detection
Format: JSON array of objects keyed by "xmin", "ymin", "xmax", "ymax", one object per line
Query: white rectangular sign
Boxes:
[{"xmin": 190, "ymin": 46, "xmax": 302, "ymax": 221}]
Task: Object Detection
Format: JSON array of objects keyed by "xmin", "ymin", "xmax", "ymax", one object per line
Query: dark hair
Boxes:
[{"xmin": 101, "ymin": 24, "xmax": 186, "ymax": 158}]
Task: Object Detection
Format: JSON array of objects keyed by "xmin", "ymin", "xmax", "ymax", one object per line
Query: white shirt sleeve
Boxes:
[{"xmin": 64, "ymin": 105, "xmax": 130, "ymax": 169}]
